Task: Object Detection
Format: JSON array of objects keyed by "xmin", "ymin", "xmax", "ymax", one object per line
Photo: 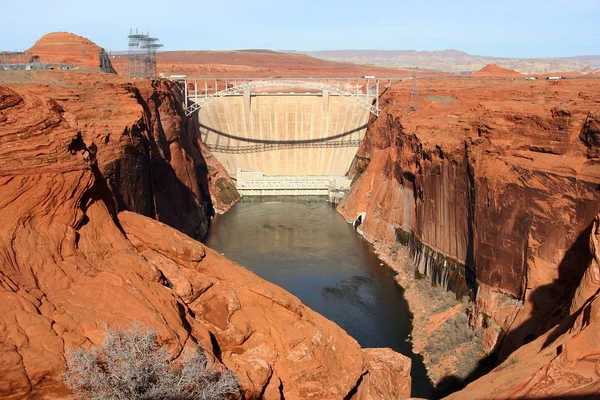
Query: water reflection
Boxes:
[{"xmin": 205, "ymin": 196, "xmax": 433, "ymax": 397}]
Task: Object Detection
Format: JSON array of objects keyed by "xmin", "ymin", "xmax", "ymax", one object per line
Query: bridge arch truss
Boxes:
[{"xmin": 176, "ymin": 77, "xmax": 402, "ymax": 117}]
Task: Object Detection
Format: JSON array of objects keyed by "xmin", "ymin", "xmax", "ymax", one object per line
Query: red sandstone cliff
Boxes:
[
  {"xmin": 444, "ymin": 214, "xmax": 600, "ymax": 398},
  {"xmin": 1, "ymin": 69, "xmax": 239, "ymax": 239},
  {"xmin": 92, "ymin": 77, "xmax": 240, "ymax": 238},
  {"xmin": 0, "ymin": 84, "xmax": 412, "ymax": 399},
  {"xmin": 339, "ymin": 77, "xmax": 600, "ymax": 392}
]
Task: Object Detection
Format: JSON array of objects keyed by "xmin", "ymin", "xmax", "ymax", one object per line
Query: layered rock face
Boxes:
[
  {"xmin": 338, "ymin": 77, "xmax": 600, "ymax": 389},
  {"xmin": 445, "ymin": 214, "xmax": 600, "ymax": 398},
  {"xmin": 26, "ymin": 32, "xmax": 115, "ymax": 73},
  {"xmin": 94, "ymin": 78, "xmax": 240, "ymax": 239},
  {"xmin": 0, "ymin": 70, "xmax": 239, "ymax": 240},
  {"xmin": 0, "ymin": 84, "xmax": 412, "ymax": 398},
  {"xmin": 26, "ymin": 32, "xmax": 116, "ymax": 74}
]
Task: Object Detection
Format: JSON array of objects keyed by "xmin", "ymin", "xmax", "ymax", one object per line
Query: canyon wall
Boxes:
[
  {"xmin": 0, "ymin": 83, "xmax": 412, "ymax": 399},
  {"xmin": 97, "ymin": 78, "xmax": 241, "ymax": 239},
  {"xmin": 0, "ymin": 70, "xmax": 240, "ymax": 240},
  {"xmin": 445, "ymin": 213, "xmax": 600, "ymax": 398},
  {"xmin": 339, "ymin": 78, "xmax": 600, "ymax": 388}
]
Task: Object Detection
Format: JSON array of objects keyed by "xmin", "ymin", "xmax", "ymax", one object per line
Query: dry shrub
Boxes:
[{"xmin": 64, "ymin": 324, "xmax": 239, "ymax": 400}]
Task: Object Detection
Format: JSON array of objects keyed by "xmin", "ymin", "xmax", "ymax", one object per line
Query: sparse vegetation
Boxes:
[
  {"xmin": 426, "ymin": 312, "xmax": 472, "ymax": 356},
  {"xmin": 497, "ymin": 355, "xmax": 520, "ymax": 371},
  {"xmin": 63, "ymin": 324, "xmax": 239, "ymax": 400},
  {"xmin": 424, "ymin": 95, "xmax": 459, "ymax": 104},
  {"xmin": 424, "ymin": 311, "xmax": 484, "ymax": 377},
  {"xmin": 505, "ymin": 356, "xmax": 520, "ymax": 366}
]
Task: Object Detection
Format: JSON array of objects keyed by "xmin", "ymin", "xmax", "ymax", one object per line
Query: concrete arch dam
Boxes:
[
  {"xmin": 179, "ymin": 77, "xmax": 393, "ymax": 194},
  {"xmin": 199, "ymin": 93, "xmax": 369, "ymax": 176}
]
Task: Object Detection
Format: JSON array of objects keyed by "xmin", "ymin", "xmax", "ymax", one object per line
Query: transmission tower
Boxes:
[
  {"xmin": 408, "ymin": 73, "xmax": 420, "ymax": 113},
  {"xmin": 140, "ymin": 36, "xmax": 163, "ymax": 78},
  {"xmin": 128, "ymin": 29, "xmax": 162, "ymax": 79},
  {"xmin": 128, "ymin": 28, "xmax": 145, "ymax": 79}
]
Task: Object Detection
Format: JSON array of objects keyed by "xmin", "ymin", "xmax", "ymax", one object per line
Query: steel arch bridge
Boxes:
[{"xmin": 176, "ymin": 77, "xmax": 390, "ymax": 117}]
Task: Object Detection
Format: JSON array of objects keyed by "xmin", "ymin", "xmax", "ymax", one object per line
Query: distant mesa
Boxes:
[
  {"xmin": 473, "ymin": 63, "xmax": 521, "ymax": 77},
  {"xmin": 26, "ymin": 32, "xmax": 115, "ymax": 73},
  {"xmin": 237, "ymin": 49, "xmax": 279, "ymax": 53}
]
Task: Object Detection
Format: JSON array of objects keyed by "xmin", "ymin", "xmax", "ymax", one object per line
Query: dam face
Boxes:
[{"xmin": 198, "ymin": 93, "xmax": 371, "ymax": 177}]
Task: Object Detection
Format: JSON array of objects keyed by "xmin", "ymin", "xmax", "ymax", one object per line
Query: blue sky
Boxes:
[{"xmin": 1, "ymin": 0, "xmax": 598, "ymax": 57}]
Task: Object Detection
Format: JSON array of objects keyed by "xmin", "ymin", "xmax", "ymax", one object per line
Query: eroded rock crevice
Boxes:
[{"xmin": 99, "ymin": 79, "xmax": 240, "ymax": 241}]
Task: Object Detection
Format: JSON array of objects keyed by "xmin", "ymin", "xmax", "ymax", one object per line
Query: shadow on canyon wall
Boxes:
[
  {"xmin": 498, "ymin": 222, "xmax": 594, "ymax": 359},
  {"xmin": 434, "ymin": 222, "xmax": 595, "ymax": 399},
  {"xmin": 199, "ymin": 122, "xmax": 367, "ymax": 153},
  {"xmin": 435, "ymin": 376, "xmax": 600, "ymax": 400},
  {"xmin": 100, "ymin": 83, "xmax": 217, "ymax": 242}
]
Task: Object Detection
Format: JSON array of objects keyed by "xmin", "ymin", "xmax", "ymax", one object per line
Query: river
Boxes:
[{"xmin": 205, "ymin": 197, "xmax": 433, "ymax": 398}]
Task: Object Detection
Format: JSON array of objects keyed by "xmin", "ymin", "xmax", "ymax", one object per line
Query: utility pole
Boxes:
[{"xmin": 408, "ymin": 73, "xmax": 420, "ymax": 113}]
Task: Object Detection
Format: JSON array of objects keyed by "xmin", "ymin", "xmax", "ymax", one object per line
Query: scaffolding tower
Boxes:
[{"xmin": 128, "ymin": 29, "xmax": 162, "ymax": 79}]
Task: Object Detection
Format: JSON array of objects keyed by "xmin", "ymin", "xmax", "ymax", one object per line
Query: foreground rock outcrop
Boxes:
[
  {"xmin": 339, "ymin": 77, "xmax": 600, "ymax": 392},
  {"xmin": 0, "ymin": 83, "xmax": 411, "ymax": 399}
]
